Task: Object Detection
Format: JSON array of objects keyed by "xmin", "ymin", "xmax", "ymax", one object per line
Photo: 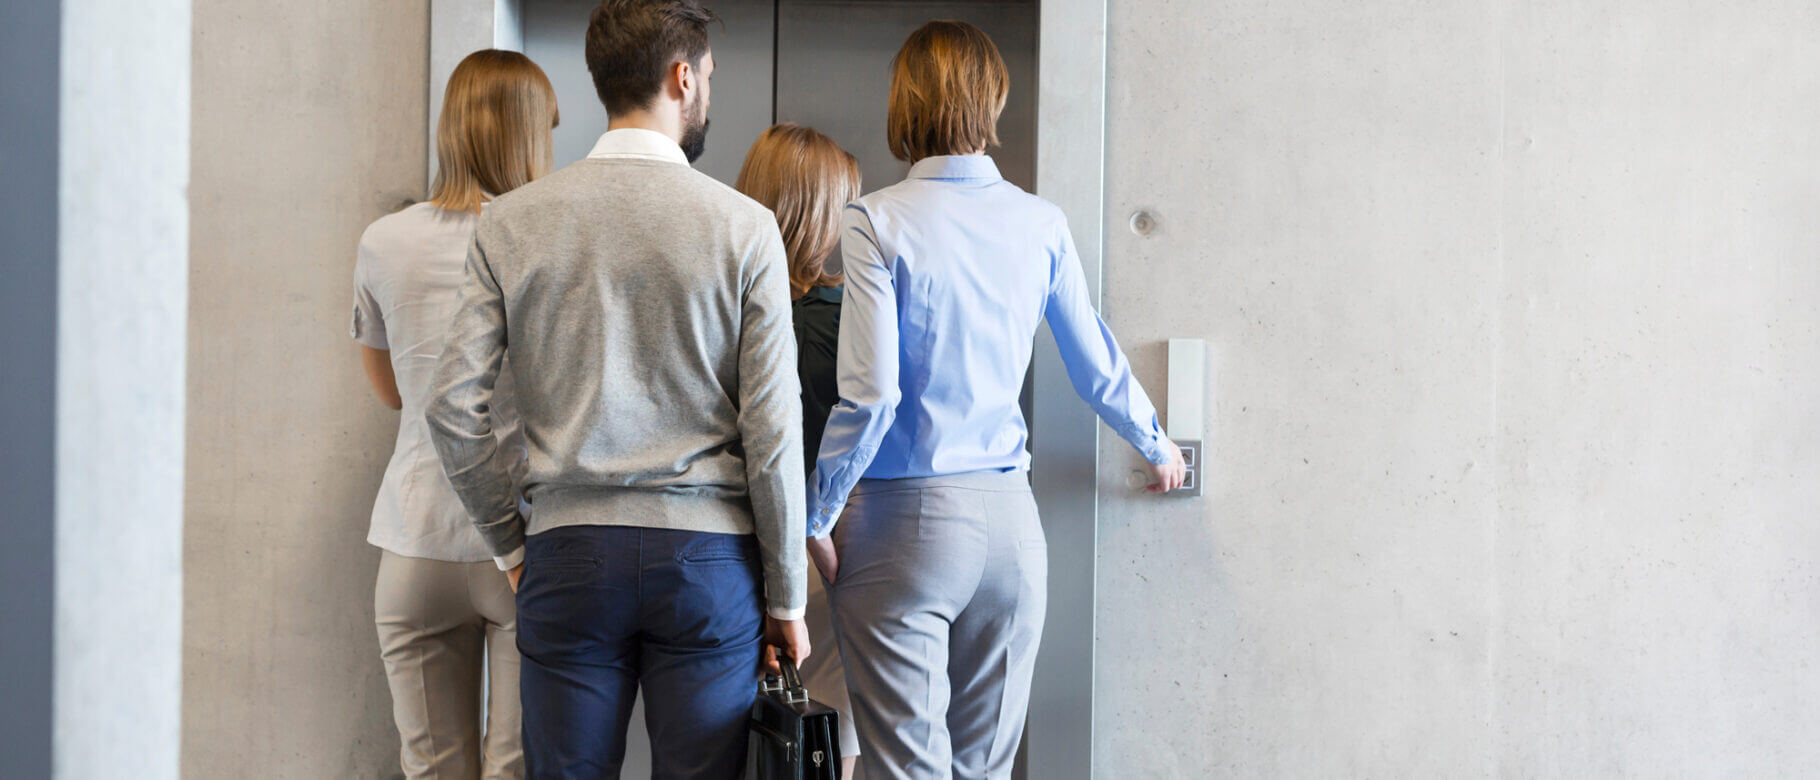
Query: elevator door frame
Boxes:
[
  {"xmin": 1024, "ymin": 4, "xmax": 1108, "ymax": 777},
  {"xmin": 428, "ymin": 2, "xmax": 1112, "ymax": 776}
]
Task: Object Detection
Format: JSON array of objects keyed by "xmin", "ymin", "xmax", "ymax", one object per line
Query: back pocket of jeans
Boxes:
[
  {"xmin": 535, "ymin": 555, "xmax": 601, "ymax": 570},
  {"xmin": 676, "ymin": 537, "xmax": 758, "ymax": 565}
]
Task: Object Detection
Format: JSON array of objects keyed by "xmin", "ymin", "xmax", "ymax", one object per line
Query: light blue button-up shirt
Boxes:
[{"xmin": 807, "ymin": 154, "xmax": 1170, "ymax": 537}]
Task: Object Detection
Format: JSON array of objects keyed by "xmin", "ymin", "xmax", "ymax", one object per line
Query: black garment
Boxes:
[{"xmin": 791, "ymin": 286, "xmax": 842, "ymax": 472}]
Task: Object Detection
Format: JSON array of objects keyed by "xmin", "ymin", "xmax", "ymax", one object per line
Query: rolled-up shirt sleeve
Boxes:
[
  {"xmin": 350, "ymin": 240, "xmax": 389, "ymax": 350},
  {"xmin": 1044, "ymin": 218, "xmax": 1171, "ymax": 465},
  {"xmin": 424, "ymin": 223, "xmax": 526, "ymax": 568},
  {"xmin": 807, "ymin": 205, "xmax": 903, "ymax": 537}
]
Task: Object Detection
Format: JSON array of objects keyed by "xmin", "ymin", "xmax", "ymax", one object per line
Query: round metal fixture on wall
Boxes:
[{"xmin": 1129, "ymin": 210, "xmax": 1157, "ymax": 236}]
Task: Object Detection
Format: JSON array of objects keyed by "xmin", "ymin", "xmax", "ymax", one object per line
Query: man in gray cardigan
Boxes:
[{"xmin": 425, "ymin": 1, "xmax": 808, "ymax": 775}]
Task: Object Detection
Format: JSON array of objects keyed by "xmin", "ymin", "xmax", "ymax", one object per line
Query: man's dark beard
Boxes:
[{"xmin": 680, "ymin": 112, "xmax": 709, "ymax": 163}]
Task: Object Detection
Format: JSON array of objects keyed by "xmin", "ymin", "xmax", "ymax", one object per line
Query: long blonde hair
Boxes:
[
  {"xmin": 430, "ymin": 49, "xmax": 560, "ymax": 214},
  {"xmin": 735, "ymin": 124, "xmax": 862, "ymax": 298}
]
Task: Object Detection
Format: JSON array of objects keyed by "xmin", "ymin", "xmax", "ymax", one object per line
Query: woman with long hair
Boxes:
[
  {"xmin": 804, "ymin": 21, "xmax": 1186, "ymax": 778},
  {"xmin": 736, "ymin": 122, "xmax": 864, "ymax": 776},
  {"xmin": 350, "ymin": 49, "xmax": 557, "ymax": 779}
]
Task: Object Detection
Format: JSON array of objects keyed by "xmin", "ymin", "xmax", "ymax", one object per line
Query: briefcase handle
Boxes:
[
  {"xmin": 760, "ymin": 655, "xmax": 811, "ymax": 704},
  {"xmin": 780, "ymin": 656, "xmax": 806, "ymax": 693}
]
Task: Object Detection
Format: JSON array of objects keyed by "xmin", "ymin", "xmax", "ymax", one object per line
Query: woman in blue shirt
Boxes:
[{"xmin": 808, "ymin": 21, "xmax": 1186, "ymax": 779}]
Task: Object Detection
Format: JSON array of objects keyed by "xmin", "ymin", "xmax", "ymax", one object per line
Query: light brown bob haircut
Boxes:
[
  {"xmin": 887, "ymin": 20, "xmax": 1009, "ymax": 163},
  {"xmin": 430, "ymin": 49, "xmax": 560, "ymax": 215},
  {"xmin": 735, "ymin": 124, "xmax": 862, "ymax": 298}
]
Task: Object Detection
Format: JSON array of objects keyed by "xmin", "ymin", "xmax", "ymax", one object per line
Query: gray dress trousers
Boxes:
[{"xmin": 827, "ymin": 470, "xmax": 1046, "ymax": 780}]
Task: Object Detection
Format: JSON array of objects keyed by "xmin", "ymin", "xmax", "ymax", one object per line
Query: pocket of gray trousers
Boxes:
[
  {"xmin": 1003, "ymin": 490, "xmax": 1048, "ymax": 558},
  {"xmin": 836, "ymin": 487, "xmax": 923, "ymax": 546},
  {"xmin": 830, "ymin": 488, "xmax": 924, "ymax": 589}
]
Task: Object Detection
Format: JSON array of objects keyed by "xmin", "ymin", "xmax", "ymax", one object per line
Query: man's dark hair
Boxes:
[{"xmin": 585, "ymin": 0, "xmax": 718, "ymax": 116}]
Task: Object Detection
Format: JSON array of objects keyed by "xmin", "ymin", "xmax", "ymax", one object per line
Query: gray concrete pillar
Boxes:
[
  {"xmin": 1027, "ymin": 2, "xmax": 1112, "ymax": 777},
  {"xmin": 55, "ymin": 0, "xmax": 191, "ymax": 777}
]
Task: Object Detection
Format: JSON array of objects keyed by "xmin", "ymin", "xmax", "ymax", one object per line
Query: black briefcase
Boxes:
[{"xmin": 748, "ymin": 657, "xmax": 842, "ymax": 779}]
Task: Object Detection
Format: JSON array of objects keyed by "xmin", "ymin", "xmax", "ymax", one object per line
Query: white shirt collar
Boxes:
[{"xmin": 586, "ymin": 128, "xmax": 689, "ymax": 165}]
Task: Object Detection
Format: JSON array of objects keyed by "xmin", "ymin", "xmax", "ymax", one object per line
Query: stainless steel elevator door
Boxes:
[
  {"xmin": 524, "ymin": 0, "xmax": 778, "ymax": 184},
  {"xmin": 524, "ymin": 0, "xmax": 1036, "ymax": 195}
]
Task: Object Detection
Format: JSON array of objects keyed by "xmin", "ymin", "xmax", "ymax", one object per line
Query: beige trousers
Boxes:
[
  {"xmin": 375, "ymin": 550, "xmax": 523, "ymax": 779},
  {"xmin": 800, "ymin": 570, "xmax": 862, "ymax": 761}
]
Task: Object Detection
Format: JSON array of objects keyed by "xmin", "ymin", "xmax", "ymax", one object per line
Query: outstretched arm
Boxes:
[{"xmin": 1043, "ymin": 218, "xmax": 1185, "ymax": 491}]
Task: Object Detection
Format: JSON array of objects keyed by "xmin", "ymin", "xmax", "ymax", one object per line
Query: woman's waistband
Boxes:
[{"xmin": 851, "ymin": 468, "xmax": 1030, "ymax": 496}]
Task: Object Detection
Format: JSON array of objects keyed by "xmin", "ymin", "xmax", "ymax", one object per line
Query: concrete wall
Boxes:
[
  {"xmin": 1094, "ymin": 0, "xmax": 1820, "ymax": 776},
  {"xmin": 160, "ymin": 0, "xmax": 1820, "ymax": 774},
  {"xmin": 183, "ymin": 2, "xmax": 430, "ymax": 776},
  {"xmin": 0, "ymin": 1, "xmax": 60, "ymax": 775}
]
